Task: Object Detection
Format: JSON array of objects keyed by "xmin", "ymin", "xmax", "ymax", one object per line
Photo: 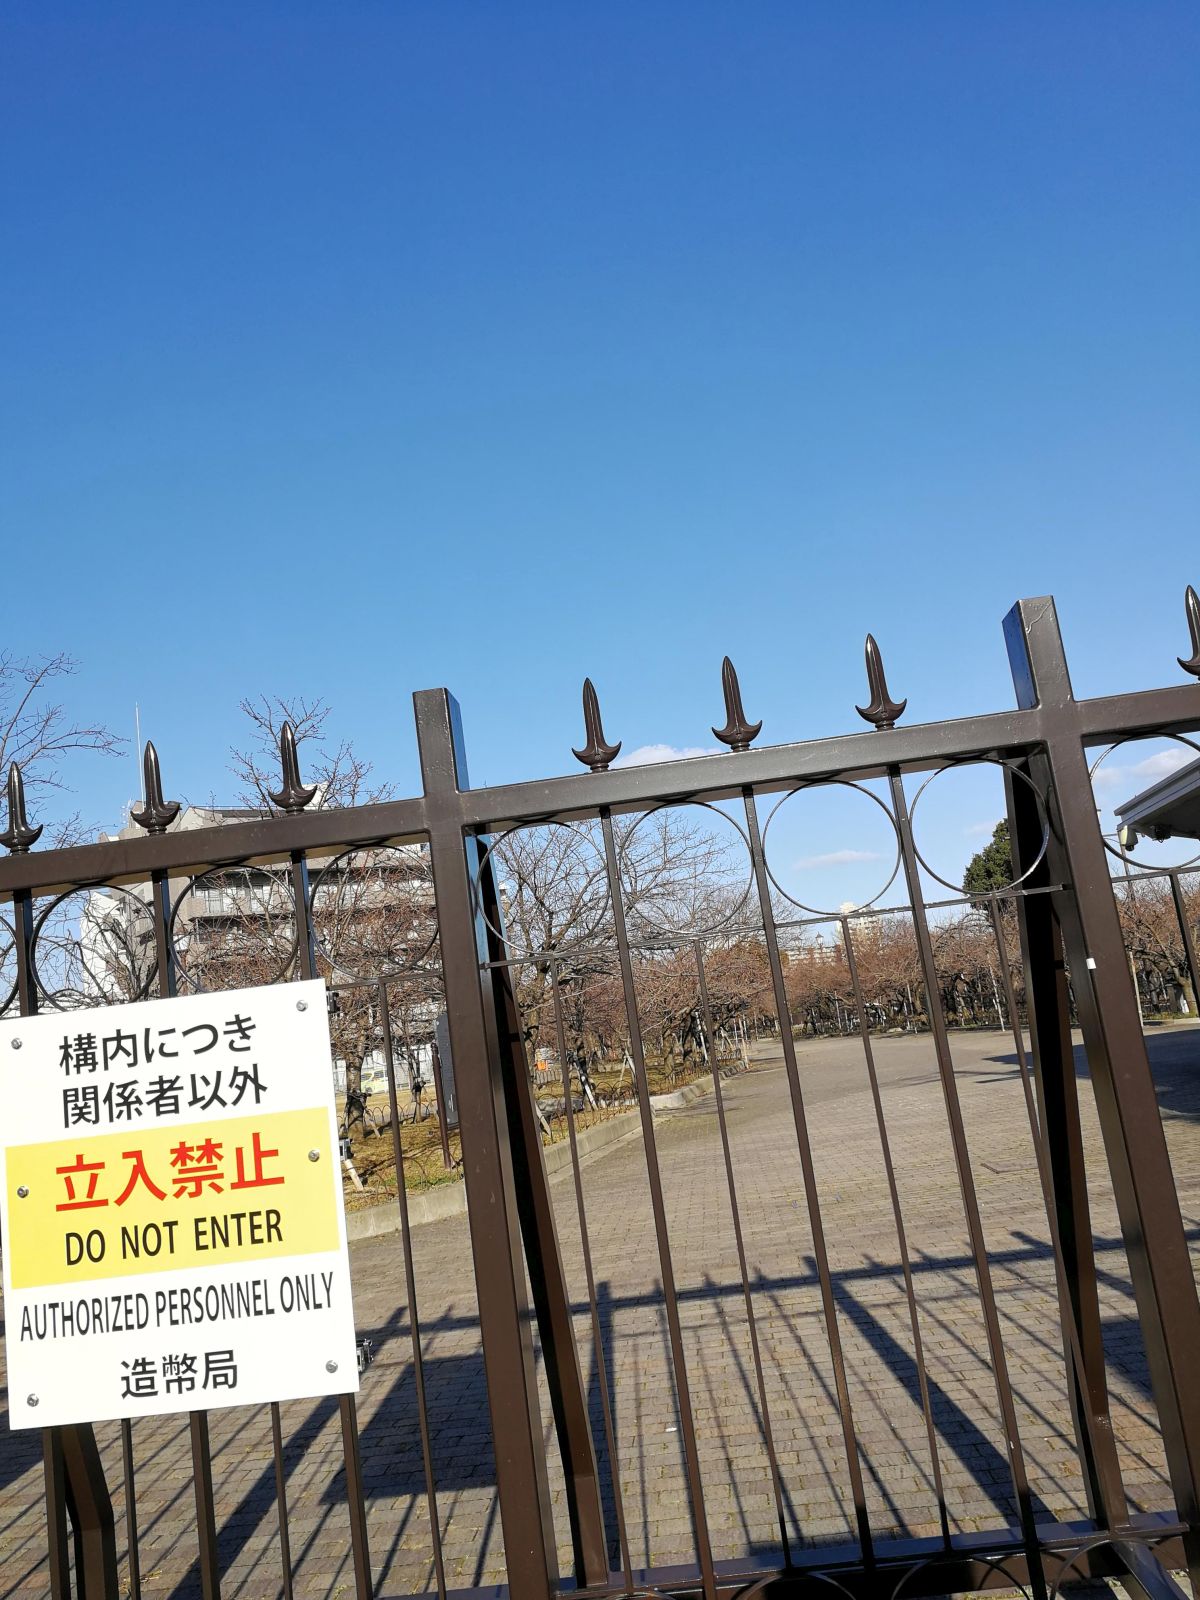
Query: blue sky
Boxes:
[{"xmin": 5, "ymin": 3, "xmax": 1199, "ymax": 906}]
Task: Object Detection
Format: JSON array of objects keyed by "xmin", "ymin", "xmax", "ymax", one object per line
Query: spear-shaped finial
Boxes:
[
  {"xmin": 1179, "ymin": 585, "xmax": 1200, "ymax": 678},
  {"xmin": 855, "ymin": 634, "xmax": 907, "ymax": 730},
  {"xmin": 712, "ymin": 657, "xmax": 762, "ymax": 751},
  {"xmin": 572, "ymin": 679, "xmax": 621, "ymax": 771},
  {"xmin": 130, "ymin": 741, "xmax": 181, "ymax": 834},
  {"xmin": 268, "ymin": 721, "xmax": 318, "ymax": 813},
  {"xmin": 0, "ymin": 762, "xmax": 42, "ymax": 853}
]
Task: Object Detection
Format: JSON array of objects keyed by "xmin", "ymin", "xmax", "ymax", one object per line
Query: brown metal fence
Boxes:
[{"xmin": 2, "ymin": 592, "xmax": 1200, "ymax": 1600}]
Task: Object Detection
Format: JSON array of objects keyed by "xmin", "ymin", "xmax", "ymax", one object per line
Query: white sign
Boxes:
[{"xmin": 0, "ymin": 979, "xmax": 359, "ymax": 1429}]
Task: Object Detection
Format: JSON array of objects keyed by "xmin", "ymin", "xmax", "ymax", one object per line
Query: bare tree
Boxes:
[
  {"xmin": 229, "ymin": 695, "xmax": 393, "ymax": 811},
  {"xmin": 0, "ymin": 651, "xmax": 123, "ymax": 844},
  {"xmin": 931, "ymin": 912, "xmax": 1010, "ymax": 1029},
  {"xmin": 217, "ymin": 702, "xmax": 433, "ymax": 1137},
  {"xmin": 491, "ymin": 811, "xmax": 752, "ymax": 1096},
  {"xmin": 34, "ymin": 887, "xmax": 157, "ymax": 1009},
  {"xmin": 1116, "ymin": 875, "xmax": 1200, "ymax": 1017},
  {"xmin": 314, "ymin": 846, "xmax": 441, "ymax": 1136}
]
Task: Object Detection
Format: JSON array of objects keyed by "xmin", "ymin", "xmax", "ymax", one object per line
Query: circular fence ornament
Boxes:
[
  {"xmin": 309, "ymin": 842, "xmax": 439, "ymax": 983},
  {"xmin": 1087, "ymin": 733, "xmax": 1200, "ymax": 875},
  {"xmin": 1048, "ymin": 1531, "xmax": 1170, "ymax": 1600},
  {"xmin": 0, "ymin": 912, "xmax": 17, "ymax": 1016},
  {"xmin": 737, "ymin": 1567, "xmax": 861, "ymax": 1600},
  {"xmin": 30, "ymin": 885, "xmax": 159, "ymax": 1010},
  {"xmin": 475, "ymin": 820, "xmax": 613, "ymax": 961},
  {"xmin": 761, "ymin": 779, "xmax": 902, "ymax": 919},
  {"xmin": 170, "ymin": 865, "xmax": 298, "ymax": 993},
  {"xmin": 619, "ymin": 801, "xmax": 755, "ymax": 944},
  {"xmin": 906, "ymin": 757, "xmax": 1051, "ymax": 898},
  {"xmin": 889, "ymin": 1550, "xmax": 1034, "ymax": 1600}
]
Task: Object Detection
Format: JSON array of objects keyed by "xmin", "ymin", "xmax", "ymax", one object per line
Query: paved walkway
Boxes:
[{"xmin": 2, "ymin": 1026, "xmax": 1198, "ymax": 1597}]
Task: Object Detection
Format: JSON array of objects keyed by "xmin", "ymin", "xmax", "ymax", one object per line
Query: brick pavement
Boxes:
[{"xmin": 2, "ymin": 1025, "xmax": 1198, "ymax": 1598}]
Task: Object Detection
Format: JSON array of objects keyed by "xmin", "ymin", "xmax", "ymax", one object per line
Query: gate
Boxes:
[{"xmin": 2, "ymin": 592, "xmax": 1200, "ymax": 1600}]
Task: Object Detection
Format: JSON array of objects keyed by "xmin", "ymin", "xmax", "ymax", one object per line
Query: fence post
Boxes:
[
  {"xmin": 413, "ymin": 688, "xmax": 559, "ymax": 1600},
  {"xmin": 1005, "ymin": 761, "xmax": 1126, "ymax": 1527},
  {"xmin": 1005, "ymin": 597, "xmax": 1200, "ymax": 1587},
  {"xmin": 474, "ymin": 844, "xmax": 609, "ymax": 1586}
]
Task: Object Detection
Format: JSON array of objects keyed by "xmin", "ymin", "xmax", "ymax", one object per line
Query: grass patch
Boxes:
[{"xmin": 340, "ymin": 1052, "xmax": 741, "ymax": 1209}]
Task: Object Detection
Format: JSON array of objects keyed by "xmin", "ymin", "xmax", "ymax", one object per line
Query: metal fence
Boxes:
[{"xmin": 2, "ymin": 592, "xmax": 1200, "ymax": 1600}]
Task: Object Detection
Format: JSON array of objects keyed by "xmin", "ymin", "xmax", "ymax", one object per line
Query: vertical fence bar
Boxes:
[
  {"xmin": 886, "ymin": 770, "xmax": 1046, "ymax": 1599},
  {"xmin": 377, "ymin": 979, "xmax": 448, "ymax": 1599},
  {"xmin": 268, "ymin": 1405, "xmax": 293, "ymax": 1600},
  {"xmin": 692, "ymin": 939, "xmax": 793, "ymax": 1565},
  {"xmin": 337, "ymin": 1395, "xmax": 371, "ymax": 1600},
  {"xmin": 413, "ymin": 687, "xmax": 559, "ymax": 1600},
  {"xmin": 597, "ymin": 809, "xmax": 718, "ymax": 1600},
  {"xmin": 741, "ymin": 789, "xmax": 873, "ymax": 1561},
  {"xmin": 1169, "ymin": 873, "xmax": 1200, "ymax": 1016},
  {"xmin": 149, "ymin": 867, "xmax": 222, "ymax": 1600},
  {"xmin": 119, "ymin": 1421, "xmax": 141, "ymax": 1600},
  {"xmin": 12, "ymin": 884, "xmax": 75, "ymax": 1600},
  {"xmin": 261, "ymin": 872, "xmax": 294, "ymax": 1599},
  {"xmin": 287, "ymin": 849, "xmax": 373, "ymax": 1600},
  {"xmin": 550, "ymin": 963, "xmax": 633, "ymax": 1589},
  {"xmin": 430, "ymin": 1040, "xmax": 455, "ymax": 1169},
  {"xmin": 43, "ymin": 1423, "xmax": 72, "ymax": 1600},
  {"xmin": 1004, "ymin": 765, "xmax": 1126, "ymax": 1528},
  {"xmin": 840, "ymin": 916, "xmax": 951, "ymax": 1549},
  {"xmin": 1006, "ymin": 597, "xmax": 1200, "ymax": 1590}
]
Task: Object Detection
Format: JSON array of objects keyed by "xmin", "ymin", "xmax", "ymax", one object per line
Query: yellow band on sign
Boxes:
[{"xmin": 6, "ymin": 1108, "xmax": 338, "ymax": 1290}]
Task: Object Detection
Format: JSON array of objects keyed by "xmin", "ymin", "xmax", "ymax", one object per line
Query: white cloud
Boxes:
[
  {"xmin": 1094, "ymin": 748, "xmax": 1193, "ymax": 791},
  {"xmin": 964, "ymin": 820, "xmax": 1001, "ymax": 838},
  {"xmin": 1130, "ymin": 748, "xmax": 1193, "ymax": 779},
  {"xmin": 1092, "ymin": 767, "xmax": 1126, "ymax": 791},
  {"xmin": 615, "ymin": 744, "xmax": 720, "ymax": 767},
  {"xmin": 794, "ymin": 848, "xmax": 883, "ymax": 870}
]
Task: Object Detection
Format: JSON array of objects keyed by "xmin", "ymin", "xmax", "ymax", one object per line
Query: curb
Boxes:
[
  {"xmin": 345, "ymin": 1059, "xmax": 748, "ymax": 1242},
  {"xmin": 346, "ymin": 1181, "xmax": 468, "ymax": 1238}
]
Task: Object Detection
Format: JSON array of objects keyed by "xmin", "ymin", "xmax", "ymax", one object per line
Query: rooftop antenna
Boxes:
[{"xmin": 135, "ymin": 704, "xmax": 145, "ymax": 802}]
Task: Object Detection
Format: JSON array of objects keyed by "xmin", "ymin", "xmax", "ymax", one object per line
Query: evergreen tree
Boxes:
[{"xmin": 963, "ymin": 820, "xmax": 1013, "ymax": 903}]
